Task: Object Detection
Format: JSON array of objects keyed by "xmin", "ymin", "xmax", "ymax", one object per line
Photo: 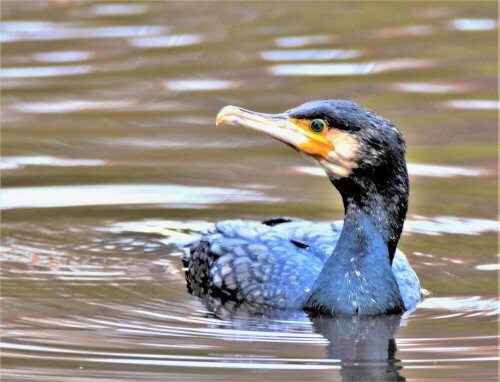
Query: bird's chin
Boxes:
[
  {"xmin": 298, "ymin": 152, "xmax": 350, "ymax": 179},
  {"xmin": 319, "ymin": 158, "xmax": 352, "ymax": 179}
]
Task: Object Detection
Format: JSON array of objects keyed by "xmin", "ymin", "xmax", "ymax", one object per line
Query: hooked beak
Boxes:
[{"xmin": 216, "ymin": 105, "xmax": 333, "ymax": 158}]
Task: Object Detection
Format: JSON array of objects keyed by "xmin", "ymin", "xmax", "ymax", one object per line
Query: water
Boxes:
[{"xmin": 1, "ymin": 1, "xmax": 498, "ymax": 381}]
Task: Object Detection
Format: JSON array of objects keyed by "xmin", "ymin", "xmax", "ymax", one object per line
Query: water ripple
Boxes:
[
  {"xmin": 1, "ymin": 156, "xmax": 106, "ymax": 171},
  {"xmin": 106, "ymin": 219, "xmax": 212, "ymax": 246},
  {"xmin": 0, "ymin": 21, "xmax": 54, "ymax": 33},
  {"xmin": 269, "ymin": 59, "xmax": 433, "ymax": 76},
  {"xmin": 404, "ymin": 216, "xmax": 498, "ymax": 236},
  {"xmin": 92, "ymin": 3, "xmax": 149, "ymax": 16},
  {"xmin": 14, "ymin": 99, "xmax": 135, "ymax": 113},
  {"xmin": 475, "ymin": 264, "xmax": 500, "ymax": 271},
  {"xmin": 1, "ymin": 23, "xmax": 166, "ymax": 42},
  {"xmin": 1, "ymin": 341, "xmax": 337, "ymax": 370},
  {"xmin": 274, "ymin": 35, "xmax": 332, "ymax": 47},
  {"xmin": 1, "ymin": 65, "xmax": 92, "ymax": 78},
  {"xmin": 129, "ymin": 34, "xmax": 203, "ymax": 48},
  {"xmin": 163, "ymin": 79, "xmax": 239, "ymax": 91},
  {"xmin": 451, "ymin": 19, "xmax": 498, "ymax": 31},
  {"xmin": 445, "ymin": 100, "xmax": 499, "ymax": 110},
  {"xmin": 407, "ymin": 164, "xmax": 488, "ymax": 177},
  {"xmin": 33, "ymin": 50, "xmax": 94, "ymax": 63},
  {"xmin": 418, "ymin": 296, "xmax": 499, "ymax": 317},
  {"xmin": 1, "ymin": 184, "xmax": 278, "ymax": 210},
  {"xmin": 261, "ymin": 49, "xmax": 362, "ymax": 61},
  {"xmin": 391, "ymin": 82, "xmax": 471, "ymax": 94},
  {"xmin": 373, "ymin": 25, "xmax": 433, "ymax": 38}
]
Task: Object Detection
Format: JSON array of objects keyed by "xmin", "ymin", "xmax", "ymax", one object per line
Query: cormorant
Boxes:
[{"xmin": 183, "ymin": 100, "xmax": 421, "ymax": 315}]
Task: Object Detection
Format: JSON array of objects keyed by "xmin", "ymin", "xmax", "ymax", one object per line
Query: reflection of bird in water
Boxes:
[
  {"xmin": 203, "ymin": 307, "xmax": 406, "ymax": 382},
  {"xmin": 312, "ymin": 314, "xmax": 406, "ymax": 382},
  {"xmin": 183, "ymin": 100, "xmax": 421, "ymax": 315}
]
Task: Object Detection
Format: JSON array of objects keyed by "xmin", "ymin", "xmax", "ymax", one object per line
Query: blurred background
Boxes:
[{"xmin": 1, "ymin": 1, "xmax": 498, "ymax": 381}]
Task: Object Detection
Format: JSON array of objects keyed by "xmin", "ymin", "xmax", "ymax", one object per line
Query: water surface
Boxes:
[{"xmin": 1, "ymin": 1, "xmax": 498, "ymax": 381}]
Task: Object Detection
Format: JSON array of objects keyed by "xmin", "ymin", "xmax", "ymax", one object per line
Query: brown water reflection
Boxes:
[{"xmin": 1, "ymin": 1, "xmax": 498, "ymax": 381}]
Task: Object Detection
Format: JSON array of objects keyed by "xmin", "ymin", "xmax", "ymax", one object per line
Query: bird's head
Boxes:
[{"xmin": 216, "ymin": 100, "xmax": 407, "ymax": 182}]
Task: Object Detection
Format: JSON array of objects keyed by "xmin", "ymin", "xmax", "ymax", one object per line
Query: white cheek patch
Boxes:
[
  {"xmin": 302, "ymin": 154, "xmax": 350, "ymax": 179},
  {"xmin": 317, "ymin": 129, "xmax": 359, "ymax": 179},
  {"xmin": 318, "ymin": 157, "xmax": 351, "ymax": 179}
]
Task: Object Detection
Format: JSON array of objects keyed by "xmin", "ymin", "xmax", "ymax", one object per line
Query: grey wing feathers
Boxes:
[{"xmin": 184, "ymin": 219, "xmax": 341, "ymax": 309}]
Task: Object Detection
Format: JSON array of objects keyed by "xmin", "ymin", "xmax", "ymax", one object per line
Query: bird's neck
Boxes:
[
  {"xmin": 306, "ymin": 173, "xmax": 408, "ymax": 315},
  {"xmin": 334, "ymin": 173, "xmax": 408, "ymax": 263}
]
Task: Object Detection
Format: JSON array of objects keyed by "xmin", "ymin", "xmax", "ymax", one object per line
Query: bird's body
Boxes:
[
  {"xmin": 185, "ymin": 219, "xmax": 420, "ymax": 313},
  {"xmin": 183, "ymin": 100, "xmax": 421, "ymax": 315}
]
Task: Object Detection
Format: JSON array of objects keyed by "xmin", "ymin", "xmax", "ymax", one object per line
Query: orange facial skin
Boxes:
[{"xmin": 288, "ymin": 118, "xmax": 334, "ymax": 159}]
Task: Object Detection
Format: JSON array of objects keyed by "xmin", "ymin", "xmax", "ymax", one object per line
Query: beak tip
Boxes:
[{"xmin": 216, "ymin": 105, "xmax": 239, "ymax": 126}]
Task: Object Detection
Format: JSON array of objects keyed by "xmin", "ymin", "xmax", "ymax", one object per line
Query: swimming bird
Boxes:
[{"xmin": 183, "ymin": 100, "xmax": 421, "ymax": 315}]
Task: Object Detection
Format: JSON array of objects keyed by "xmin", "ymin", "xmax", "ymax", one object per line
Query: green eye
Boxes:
[{"xmin": 310, "ymin": 119, "xmax": 325, "ymax": 133}]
